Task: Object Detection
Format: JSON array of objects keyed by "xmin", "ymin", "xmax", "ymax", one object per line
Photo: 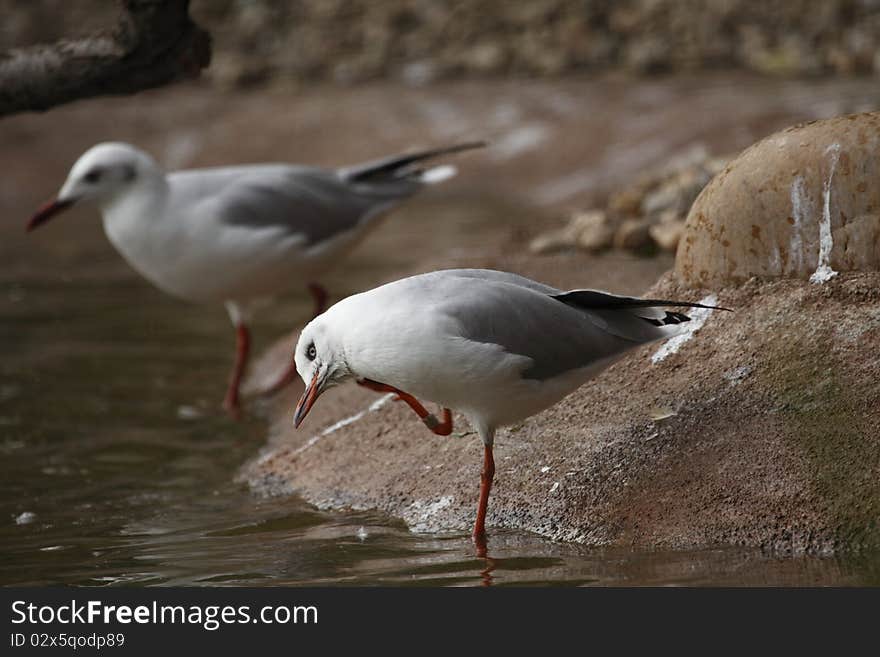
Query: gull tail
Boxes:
[
  {"xmin": 417, "ymin": 164, "xmax": 457, "ymax": 185},
  {"xmin": 552, "ymin": 289, "xmax": 731, "ymax": 343},
  {"xmin": 340, "ymin": 141, "xmax": 486, "ymax": 184}
]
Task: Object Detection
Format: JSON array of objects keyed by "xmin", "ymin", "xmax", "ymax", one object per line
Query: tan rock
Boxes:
[
  {"xmin": 614, "ymin": 218, "xmax": 653, "ymax": 251},
  {"xmin": 607, "ymin": 185, "xmax": 646, "ymax": 217},
  {"xmin": 571, "ymin": 210, "xmax": 614, "ymax": 252},
  {"xmin": 677, "ymin": 111, "xmax": 880, "ymax": 286},
  {"xmin": 649, "ymin": 214, "xmax": 685, "ymax": 252},
  {"xmin": 529, "ymin": 229, "xmax": 575, "ymax": 254},
  {"xmin": 641, "ymin": 178, "xmax": 683, "ymax": 215},
  {"xmin": 529, "ymin": 210, "xmax": 613, "ymax": 254}
]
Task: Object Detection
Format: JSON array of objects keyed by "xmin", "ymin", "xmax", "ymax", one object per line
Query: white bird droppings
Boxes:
[
  {"xmin": 262, "ymin": 393, "xmax": 396, "ymax": 464},
  {"xmin": 789, "ymin": 175, "xmax": 809, "ymax": 274},
  {"xmin": 810, "ymin": 143, "xmax": 840, "ymax": 284},
  {"xmin": 317, "ymin": 393, "xmax": 395, "ymax": 437},
  {"xmin": 651, "ymin": 295, "xmax": 718, "ymax": 364}
]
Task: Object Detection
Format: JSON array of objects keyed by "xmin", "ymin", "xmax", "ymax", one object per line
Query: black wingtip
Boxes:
[
  {"xmin": 642, "ymin": 310, "xmax": 695, "ymax": 327},
  {"xmin": 345, "ymin": 140, "xmax": 488, "ymax": 183},
  {"xmin": 553, "ymin": 289, "xmax": 734, "ymax": 313},
  {"xmin": 443, "ymin": 140, "xmax": 490, "ymax": 153},
  {"xmin": 664, "ymin": 302, "xmax": 733, "ymax": 312}
]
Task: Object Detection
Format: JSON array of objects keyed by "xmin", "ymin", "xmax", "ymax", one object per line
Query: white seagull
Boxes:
[
  {"xmin": 291, "ymin": 269, "xmax": 728, "ymax": 552},
  {"xmin": 26, "ymin": 141, "xmax": 484, "ymax": 416}
]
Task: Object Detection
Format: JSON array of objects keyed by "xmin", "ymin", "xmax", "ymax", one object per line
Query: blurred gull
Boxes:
[
  {"xmin": 27, "ymin": 141, "xmax": 484, "ymax": 416},
  {"xmin": 291, "ymin": 268, "xmax": 728, "ymax": 552}
]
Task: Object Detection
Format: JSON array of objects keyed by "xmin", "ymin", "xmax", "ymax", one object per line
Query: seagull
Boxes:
[
  {"xmin": 26, "ymin": 141, "xmax": 484, "ymax": 416},
  {"xmin": 290, "ymin": 268, "xmax": 728, "ymax": 553}
]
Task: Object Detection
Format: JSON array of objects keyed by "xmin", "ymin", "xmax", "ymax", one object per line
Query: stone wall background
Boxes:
[{"xmin": 3, "ymin": 1, "xmax": 880, "ymax": 88}]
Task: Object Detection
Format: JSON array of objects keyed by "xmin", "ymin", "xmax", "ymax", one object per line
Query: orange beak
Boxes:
[
  {"xmin": 27, "ymin": 198, "xmax": 75, "ymax": 232},
  {"xmin": 293, "ymin": 369, "xmax": 323, "ymax": 428}
]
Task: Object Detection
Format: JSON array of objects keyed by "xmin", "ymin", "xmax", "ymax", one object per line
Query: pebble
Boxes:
[
  {"xmin": 15, "ymin": 511, "xmax": 36, "ymax": 525},
  {"xmin": 530, "ymin": 145, "xmax": 731, "ymax": 257}
]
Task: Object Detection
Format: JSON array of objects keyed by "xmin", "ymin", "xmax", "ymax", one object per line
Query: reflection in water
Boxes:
[{"xmin": 480, "ymin": 555, "xmax": 497, "ymax": 587}]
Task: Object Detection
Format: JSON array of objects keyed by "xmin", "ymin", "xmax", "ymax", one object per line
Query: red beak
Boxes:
[
  {"xmin": 27, "ymin": 198, "xmax": 75, "ymax": 232},
  {"xmin": 293, "ymin": 370, "xmax": 323, "ymax": 428}
]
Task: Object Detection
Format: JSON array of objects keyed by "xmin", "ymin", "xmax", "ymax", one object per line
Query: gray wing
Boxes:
[
  {"xmin": 417, "ymin": 270, "xmax": 719, "ymax": 380},
  {"xmin": 431, "ymin": 278, "xmax": 653, "ymax": 381},
  {"xmin": 169, "ymin": 142, "xmax": 483, "ymax": 245},
  {"xmin": 173, "ymin": 165, "xmax": 422, "ymax": 246}
]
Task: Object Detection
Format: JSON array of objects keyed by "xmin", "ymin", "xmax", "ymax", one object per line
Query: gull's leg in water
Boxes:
[
  {"xmin": 472, "ymin": 436, "xmax": 496, "ymax": 558},
  {"xmin": 356, "ymin": 379, "xmax": 453, "ymax": 436},
  {"xmin": 222, "ymin": 302, "xmax": 251, "ymax": 419}
]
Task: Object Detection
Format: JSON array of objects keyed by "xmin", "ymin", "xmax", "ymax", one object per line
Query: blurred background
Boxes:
[
  {"xmin": 7, "ymin": 0, "xmax": 880, "ymax": 83},
  {"xmin": 1, "ymin": 1, "xmax": 879, "ymax": 585}
]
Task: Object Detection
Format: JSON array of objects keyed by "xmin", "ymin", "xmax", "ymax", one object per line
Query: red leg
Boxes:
[
  {"xmin": 307, "ymin": 282, "xmax": 328, "ymax": 319},
  {"xmin": 260, "ymin": 283, "xmax": 328, "ymax": 398},
  {"xmin": 223, "ymin": 324, "xmax": 250, "ymax": 418},
  {"xmin": 260, "ymin": 359, "xmax": 299, "ymax": 397},
  {"xmin": 356, "ymin": 378, "xmax": 453, "ymax": 435},
  {"xmin": 472, "ymin": 443, "xmax": 495, "ymax": 556}
]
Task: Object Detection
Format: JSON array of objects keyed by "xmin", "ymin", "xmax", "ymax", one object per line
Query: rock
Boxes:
[
  {"xmin": 607, "ymin": 185, "xmax": 646, "ymax": 217},
  {"xmin": 462, "ymin": 42, "xmax": 506, "ymax": 74},
  {"xmin": 529, "ymin": 210, "xmax": 613, "ymax": 254},
  {"xmin": 400, "ymin": 60, "xmax": 438, "ymax": 86},
  {"xmin": 537, "ymin": 145, "xmax": 728, "ymax": 259},
  {"xmin": 242, "ymin": 270, "xmax": 880, "ymax": 555},
  {"xmin": 624, "ymin": 37, "xmax": 670, "ymax": 74},
  {"xmin": 649, "ymin": 213, "xmax": 686, "ymax": 252},
  {"xmin": 529, "ymin": 228, "xmax": 576, "ymax": 255},
  {"xmin": 642, "ymin": 179, "xmax": 685, "ymax": 216},
  {"xmin": 614, "ymin": 218, "xmax": 653, "ymax": 251},
  {"xmin": 572, "ymin": 210, "xmax": 614, "ymax": 252},
  {"xmin": 677, "ymin": 111, "xmax": 880, "ymax": 286},
  {"xmin": 207, "ymin": 52, "xmax": 271, "ymax": 90}
]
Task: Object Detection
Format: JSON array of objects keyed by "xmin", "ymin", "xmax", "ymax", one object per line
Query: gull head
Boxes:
[
  {"xmin": 292, "ymin": 316, "xmax": 352, "ymax": 428},
  {"xmin": 27, "ymin": 142, "xmax": 162, "ymax": 232}
]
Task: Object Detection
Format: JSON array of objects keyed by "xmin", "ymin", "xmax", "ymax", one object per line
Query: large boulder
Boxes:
[{"xmin": 677, "ymin": 112, "xmax": 880, "ymax": 286}]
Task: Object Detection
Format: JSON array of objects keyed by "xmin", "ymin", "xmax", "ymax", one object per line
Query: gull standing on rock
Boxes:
[
  {"xmin": 27, "ymin": 141, "xmax": 484, "ymax": 416},
  {"xmin": 291, "ymin": 268, "xmax": 728, "ymax": 552}
]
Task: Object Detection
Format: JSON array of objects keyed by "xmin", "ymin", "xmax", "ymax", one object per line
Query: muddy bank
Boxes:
[{"xmin": 242, "ymin": 262, "xmax": 879, "ymax": 554}]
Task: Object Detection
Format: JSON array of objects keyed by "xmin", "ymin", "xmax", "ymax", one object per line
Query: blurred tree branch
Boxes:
[{"xmin": 0, "ymin": 0, "xmax": 211, "ymax": 117}]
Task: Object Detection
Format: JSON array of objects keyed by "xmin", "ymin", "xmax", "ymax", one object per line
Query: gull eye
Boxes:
[
  {"xmin": 306, "ymin": 343, "xmax": 317, "ymax": 361},
  {"xmin": 83, "ymin": 168, "xmax": 102, "ymax": 184}
]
